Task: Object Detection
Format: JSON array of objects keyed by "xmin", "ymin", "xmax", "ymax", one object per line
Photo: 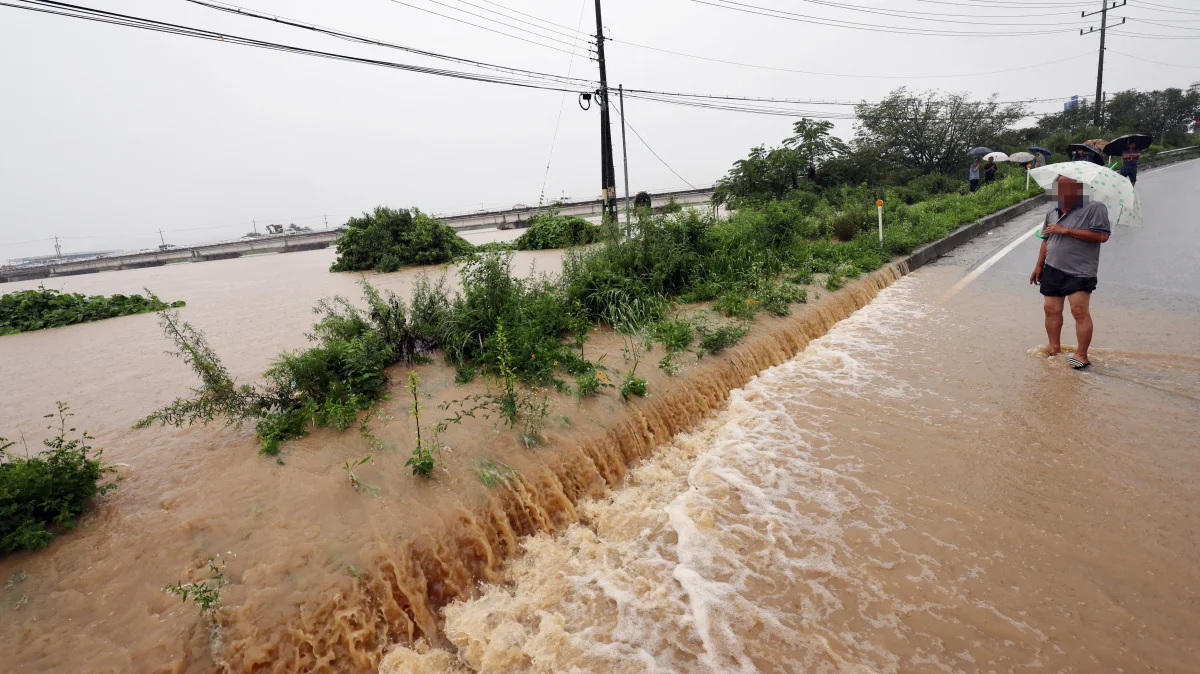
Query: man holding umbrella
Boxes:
[
  {"xmin": 1029, "ymin": 175, "xmax": 1112, "ymax": 370},
  {"xmin": 1119, "ymin": 141, "xmax": 1142, "ymax": 186}
]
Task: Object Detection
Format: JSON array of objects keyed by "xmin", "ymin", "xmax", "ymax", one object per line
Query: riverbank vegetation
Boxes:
[
  {"xmin": 330, "ymin": 206, "xmax": 474, "ymax": 273},
  {"xmin": 0, "ymin": 287, "xmax": 184, "ymax": 336},
  {"xmin": 1, "ymin": 403, "xmax": 117, "ymax": 554}
]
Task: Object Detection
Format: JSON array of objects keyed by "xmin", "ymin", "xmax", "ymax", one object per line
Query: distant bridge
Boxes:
[{"xmin": 1, "ymin": 186, "xmax": 716, "ymax": 284}]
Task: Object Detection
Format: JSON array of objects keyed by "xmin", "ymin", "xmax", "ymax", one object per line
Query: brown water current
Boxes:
[
  {"xmin": 378, "ymin": 216, "xmax": 1200, "ymax": 672},
  {"xmin": 2, "ymin": 208, "xmax": 1199, "ymax": 672}
]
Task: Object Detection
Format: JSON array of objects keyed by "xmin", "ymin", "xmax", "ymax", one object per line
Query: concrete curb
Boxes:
[{"xmin": 905, "ymin": 193, "xmax": 1053, "ymax": 273}]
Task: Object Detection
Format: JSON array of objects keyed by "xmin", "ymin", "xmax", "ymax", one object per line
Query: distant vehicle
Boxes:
[{"xmin": 158, "ymin": 244, "xmax": 176, "ymax": 251}]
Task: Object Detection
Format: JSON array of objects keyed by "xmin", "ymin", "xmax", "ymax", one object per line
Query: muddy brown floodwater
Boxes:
[
  {"xmin": 2, "ymin": 197, "xmax": 1199, "ymax": 673},
  {"xmin": 379, "ymin": 208, "xmax": 1200, "ymax": 672}
]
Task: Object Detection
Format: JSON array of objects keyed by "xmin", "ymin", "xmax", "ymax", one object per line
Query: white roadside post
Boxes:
[
  {"xmin": 1026, "ymin": 164, "xmax": 1031, "ymax": 190},
  {"xmin": 876, "ymin": 199, "xmax": 884, "ymax": 243}
]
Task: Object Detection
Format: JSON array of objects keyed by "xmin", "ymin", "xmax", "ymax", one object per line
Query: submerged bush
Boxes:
[
  {"xmin": 1, "ymin": 403, "xmax": 117, "ymax": 554},
  {"xmin": 514, "ymin": 209, "xmax": 600, "ymax": 250},
  {"xmin": 0, "ymin": 287, "xmax": 184, "ymax": 335},
  {"xmin": 330, "ymin": 207, "xmax": 473, "ymax": 272}
]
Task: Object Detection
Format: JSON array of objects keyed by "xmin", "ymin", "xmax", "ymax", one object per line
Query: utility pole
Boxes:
[
  {"xmin": 158, "ymin": 229, "xmax": 167, "ymax": 247},
  {"xmin": 252, "ymin": 219, "xmax": 258, "ymax": 235},
  {"xmin": 324, "ymin": 213, "xmax": 329, "ymax": 230},
  {"xmin": 594, "ymin": 0, "xmax": 617, "ymax": 223},
  {"xmin": 619, "ymin": 84, "xmax": 631, "ymax": 226},
  {"xmin": 1080, "ymin": 0, "xmax": 1125, "ymax": 129},
  {"xmin": 53, "ymin": 235, "xmax": 61, "ymax": 259}
]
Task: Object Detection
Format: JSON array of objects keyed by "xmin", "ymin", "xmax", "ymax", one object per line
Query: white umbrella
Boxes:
[
  {"xmin": 1009, "ymin": 151, "xmax": 1036, "ymax": 164},
  {"xmin": 983, "ymin": 151, "xmax": 1009, "ymax": 162},
  {"xmin": 1029, "ymin": 162, "xmax": 1142, "ymax": 227}
]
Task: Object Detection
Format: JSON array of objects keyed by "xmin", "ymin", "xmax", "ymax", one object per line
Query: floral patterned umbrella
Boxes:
[{"xmin": 1029, "ymin": 162, "xmax": 1143, "ymax": 227}]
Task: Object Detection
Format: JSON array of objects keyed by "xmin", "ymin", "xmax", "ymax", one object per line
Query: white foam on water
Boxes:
[{"xmin": 381, "ymin": 277, "xmax": 1046, "ymax": 674}]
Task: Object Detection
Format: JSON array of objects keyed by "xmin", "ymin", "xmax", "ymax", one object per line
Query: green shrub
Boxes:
[
  {"xmin": 755, "ymin": 280, "xmax": 805, "ymax": 316},
  {"xmin": 513, "ymin": 209, "xmax": 600, "ymax": 250},
  {"xmin": 620, "ymin": 375, "xmax": 648, "ymax": 400},
  {"xmin": 0, "ymin": 287, "xmax": 184, "ymax": 335},
  {"xmin": 696, "ymin": 320, "xmax": 748, "ymax": 355},
  {"xmin": 330, "ymin": 207, "xmax": 473, "ymax": 272},
  {"xmin": 575, "ymin": 369, "xmax": 609, "ymax": 397},
  {"xmin": 713, "ymin": 291, "xmax": 760, "ymax": 320},
  {"xmin": 1, "ymin": 403, "xmax": 116, "ymax": 554},
  {"xmin": 651, "ymin": 318, "xmax": 694, "ymax": 354}
]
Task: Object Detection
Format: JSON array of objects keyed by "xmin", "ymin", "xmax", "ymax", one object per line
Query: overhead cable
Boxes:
[
  {"xmin": 609, "ymin": 39, "xmax": 1096, "ymax": 79},
  {"xmin": 184, "ymin": 0, "xmax": 597, "ymax": 87},
  {"xmin": 3, "ymin": 0, "xmax": 588, "ymax": 91},
  {"xmin": 685, "ymin": 0, "xmax": 1081, "ymax": 37},
  {"xmin": 384, "ymin": 0, "xmax": 593, "ymax": 54},
  {"xmin": 612, "ymin": 104, "xmax": 696, "ymax": 189}
]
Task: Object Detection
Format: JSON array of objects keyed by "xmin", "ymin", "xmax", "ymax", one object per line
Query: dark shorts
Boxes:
[
  {"xmin": 1121, "ymin": 166, "xmax": 1138, "ymax": 182},
  {"xmin": 1039, "ymin": 264, "xmax": 1097, "ymax": 297},
  {"xmin": 969, "ymin": 179, "xmax": 979, "ymax": 192}
]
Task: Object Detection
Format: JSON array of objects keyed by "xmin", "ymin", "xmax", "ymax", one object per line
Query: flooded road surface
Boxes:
[{"xmin": 383, "ymin": 163, "xmax": 1200, "ymax": 672}]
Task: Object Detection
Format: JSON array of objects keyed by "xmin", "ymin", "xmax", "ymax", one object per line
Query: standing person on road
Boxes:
[
  {"xmin": 969, "ymin": 158, "xmax": 981, "ymax": 192},
  {"xmin": 983, "ymin": 157, "xmax": 998, "ymax": 183},
  {"xmin": 1029, "ymin": 176, "xmax": 1112, "ymax": 370},
  {"xmin": 1034, "ymin": 152, "xmax": 1046, "ymax": 168},
  {"xmin": 1120, "ymin": 141, "xmax": 1142, "ymax": 186}
]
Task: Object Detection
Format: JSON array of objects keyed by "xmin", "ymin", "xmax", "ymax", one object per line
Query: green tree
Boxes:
[
  {"xmin": 783, "ymin": 118, "xmax": 849, "ymax": 172},
  {"xmin": 854, "ymin": 88, "xmax": 1027, "ymax": 173},
  {"xmin": 713, "ymin": 145, "xmax": 806, "ymax": 207},
  {"xmin": 1104, "ymin": 88, "xmax": 1200, "ymax": 142}
]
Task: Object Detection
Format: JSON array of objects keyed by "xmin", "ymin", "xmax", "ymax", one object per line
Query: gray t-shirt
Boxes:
[
  {"xmin": 1044, "ymin": 202, "xmax": 1111, "ymax": 278},
  {"xmin": 969, "ymin": 163, "xmax": 980, "ymax": 180}
]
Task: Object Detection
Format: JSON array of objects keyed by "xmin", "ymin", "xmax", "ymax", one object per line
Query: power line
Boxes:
[
  {"xmin": 383, "ymin": 0, "xmax": 593, "ymax": 55},
  {"xmin": 610, "ymin": 39, "xmax": 1096, "ymax": 79},
  {"xmin": 184, "ymin": 0, "xmax": 597, "ymax": 87},
  {"xmin": 3, "ymin": 0, "xmax": 588, "ymax": 92},
  {"xmin": 539, "ymin": 0, "xmax": 590, "ymax": 204},
  {"xmin": 684, "ymin": 0, "xmax": 1081, "ymax": 37},
  {"xmin": 471, "ymin": 0, "xmax": 585, "ymax": 32},
  {"xmin": 1108, "ymin": 48, "xmax": 1200, "ymax": 68},
  {"xmin": 782, "ymin": 0, "xmax": 1091, "ymax": 25},
  {"xmin": 441, "ymin": 0, "xmax": 592, "ymax": 41},
  {"xmin": 612, "ymin": 103, "xmax": 695, "ymax": 189}
]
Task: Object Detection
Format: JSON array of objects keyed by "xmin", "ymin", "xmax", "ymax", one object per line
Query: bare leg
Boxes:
[
  {"xmin": 1043, "ymin": 295, "xmax": 1065, "ymax": 355},
  {"xmin": 1068, "ymin": 291, "xmax": 1094, "ymax": 362}
]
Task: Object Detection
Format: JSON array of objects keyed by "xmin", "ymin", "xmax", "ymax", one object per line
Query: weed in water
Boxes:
[
  {"xmin": 1, "ymin": 403, "xmax": 117, "ymax": 554},
  {"xmin": 575, "ymin": 369, "xmax": 610, "ymax": 398},
  {"xmin": 343, "ymin": 455, "xmax": 373, "ymax": 490},
  {"xmin": 620, "ymin": 375, "xmax": 648, "ymax": 400},
  {"xmin": 0, "ymin": 286, "xmax": 184, "ymax": 335},
  {"xmin": 694, "ymin": 316, "xmax": 749, "ymax": 356},
  {"xmin": 476, "ymin": 459, "xmax": 518, "ymax": 487},
  {"xmin": 713, "ymin": 291, "xmax": 760, "ymax": 321},
  {"xmin": 163, "ymin": 553, "xmax": 230, "ymax": 618},
  {"xmin": 6, "ymin": 571, "xmax": 27, "ymax": 588},
  {"xmin": 405, "ymin": 372, "xmax": 437, "ymax": 477}
]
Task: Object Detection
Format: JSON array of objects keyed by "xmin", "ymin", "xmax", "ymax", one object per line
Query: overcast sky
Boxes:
[{"xmin": 2, "ymin": 0, "xmax": 1197, "ymax": 260}]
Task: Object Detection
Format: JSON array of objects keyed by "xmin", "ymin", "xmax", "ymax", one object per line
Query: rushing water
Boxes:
[
  {"xmin": 381, "ymin": 213, "xmax": 1200, "ymax": 672},
  {"xmin": 3, "ymin": 205, "xmax": 1199, "ymax": 672}
]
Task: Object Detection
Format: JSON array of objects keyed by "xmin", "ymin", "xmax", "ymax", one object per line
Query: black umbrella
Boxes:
[
  {"xmin": 968, "ymin": 146, "xmax": 992, "ymax": 156},
  {"xmin": 1104, "ymin": 133, "xmax": 1153, "ymax": 156},
  {"xmin": 1067, "ymin": 143, "xmax": 1105, "ymax": 165}
]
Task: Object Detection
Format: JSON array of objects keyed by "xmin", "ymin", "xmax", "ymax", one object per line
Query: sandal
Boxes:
[{"xmin": 1067, "ymin": 357, "xmax": 1091, "ymax": 371}]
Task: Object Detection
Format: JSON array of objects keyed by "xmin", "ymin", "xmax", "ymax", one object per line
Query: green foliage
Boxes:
[
  {"xmin": 0, "ymin": 403, "xmax": 116, "ymax": 554},
  {"xmin": 513, "ymin": 208, "xmax": 600, "ymax": 250},
  {"xmin": 476, "ymin": 460, "xmax": 518, "ymax": 487},
  {"xmin": 695, "ymin": 318, "xmax": 749, "ymax": 356},
  {"xmin": 620, "ymin": 375, "xmax": 648, "ymax": 400},
  {"xmin": 163, "ymin": 553, "xmax": 229, "ymax": 618},
  {"xmin": 142, "ymin": 281, "xmax": 438, "ymax": 455},
  {"xmin": 343, "ymin": 455, "xmax": 374, "ymax": 490},
  {"xmin": 713, "ymin": 291, "xmax": 760, "ymax": 321},
  {"xmin": 405, "ymin": 371, "xmax": 436, "ymax": 477},
  {"xmin": 0, "ymin": 286, "xmax": 184, "ymax": 336},
  {"xmin": 574, "ymin": 369, "xmax": 610, "ymax": 398},
  {"xmin": 330, "ymin": 206, "xmax": 474, "ymax": 272}
]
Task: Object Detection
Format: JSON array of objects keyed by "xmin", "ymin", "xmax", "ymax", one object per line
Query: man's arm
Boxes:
[
  {"xmin": 1030, "ymin": 238, "xmax": 1048, "ymax": 284},
  {"xmin": 1043, "ymin": 224, "xmax": 1110, "ymax": 243}
]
